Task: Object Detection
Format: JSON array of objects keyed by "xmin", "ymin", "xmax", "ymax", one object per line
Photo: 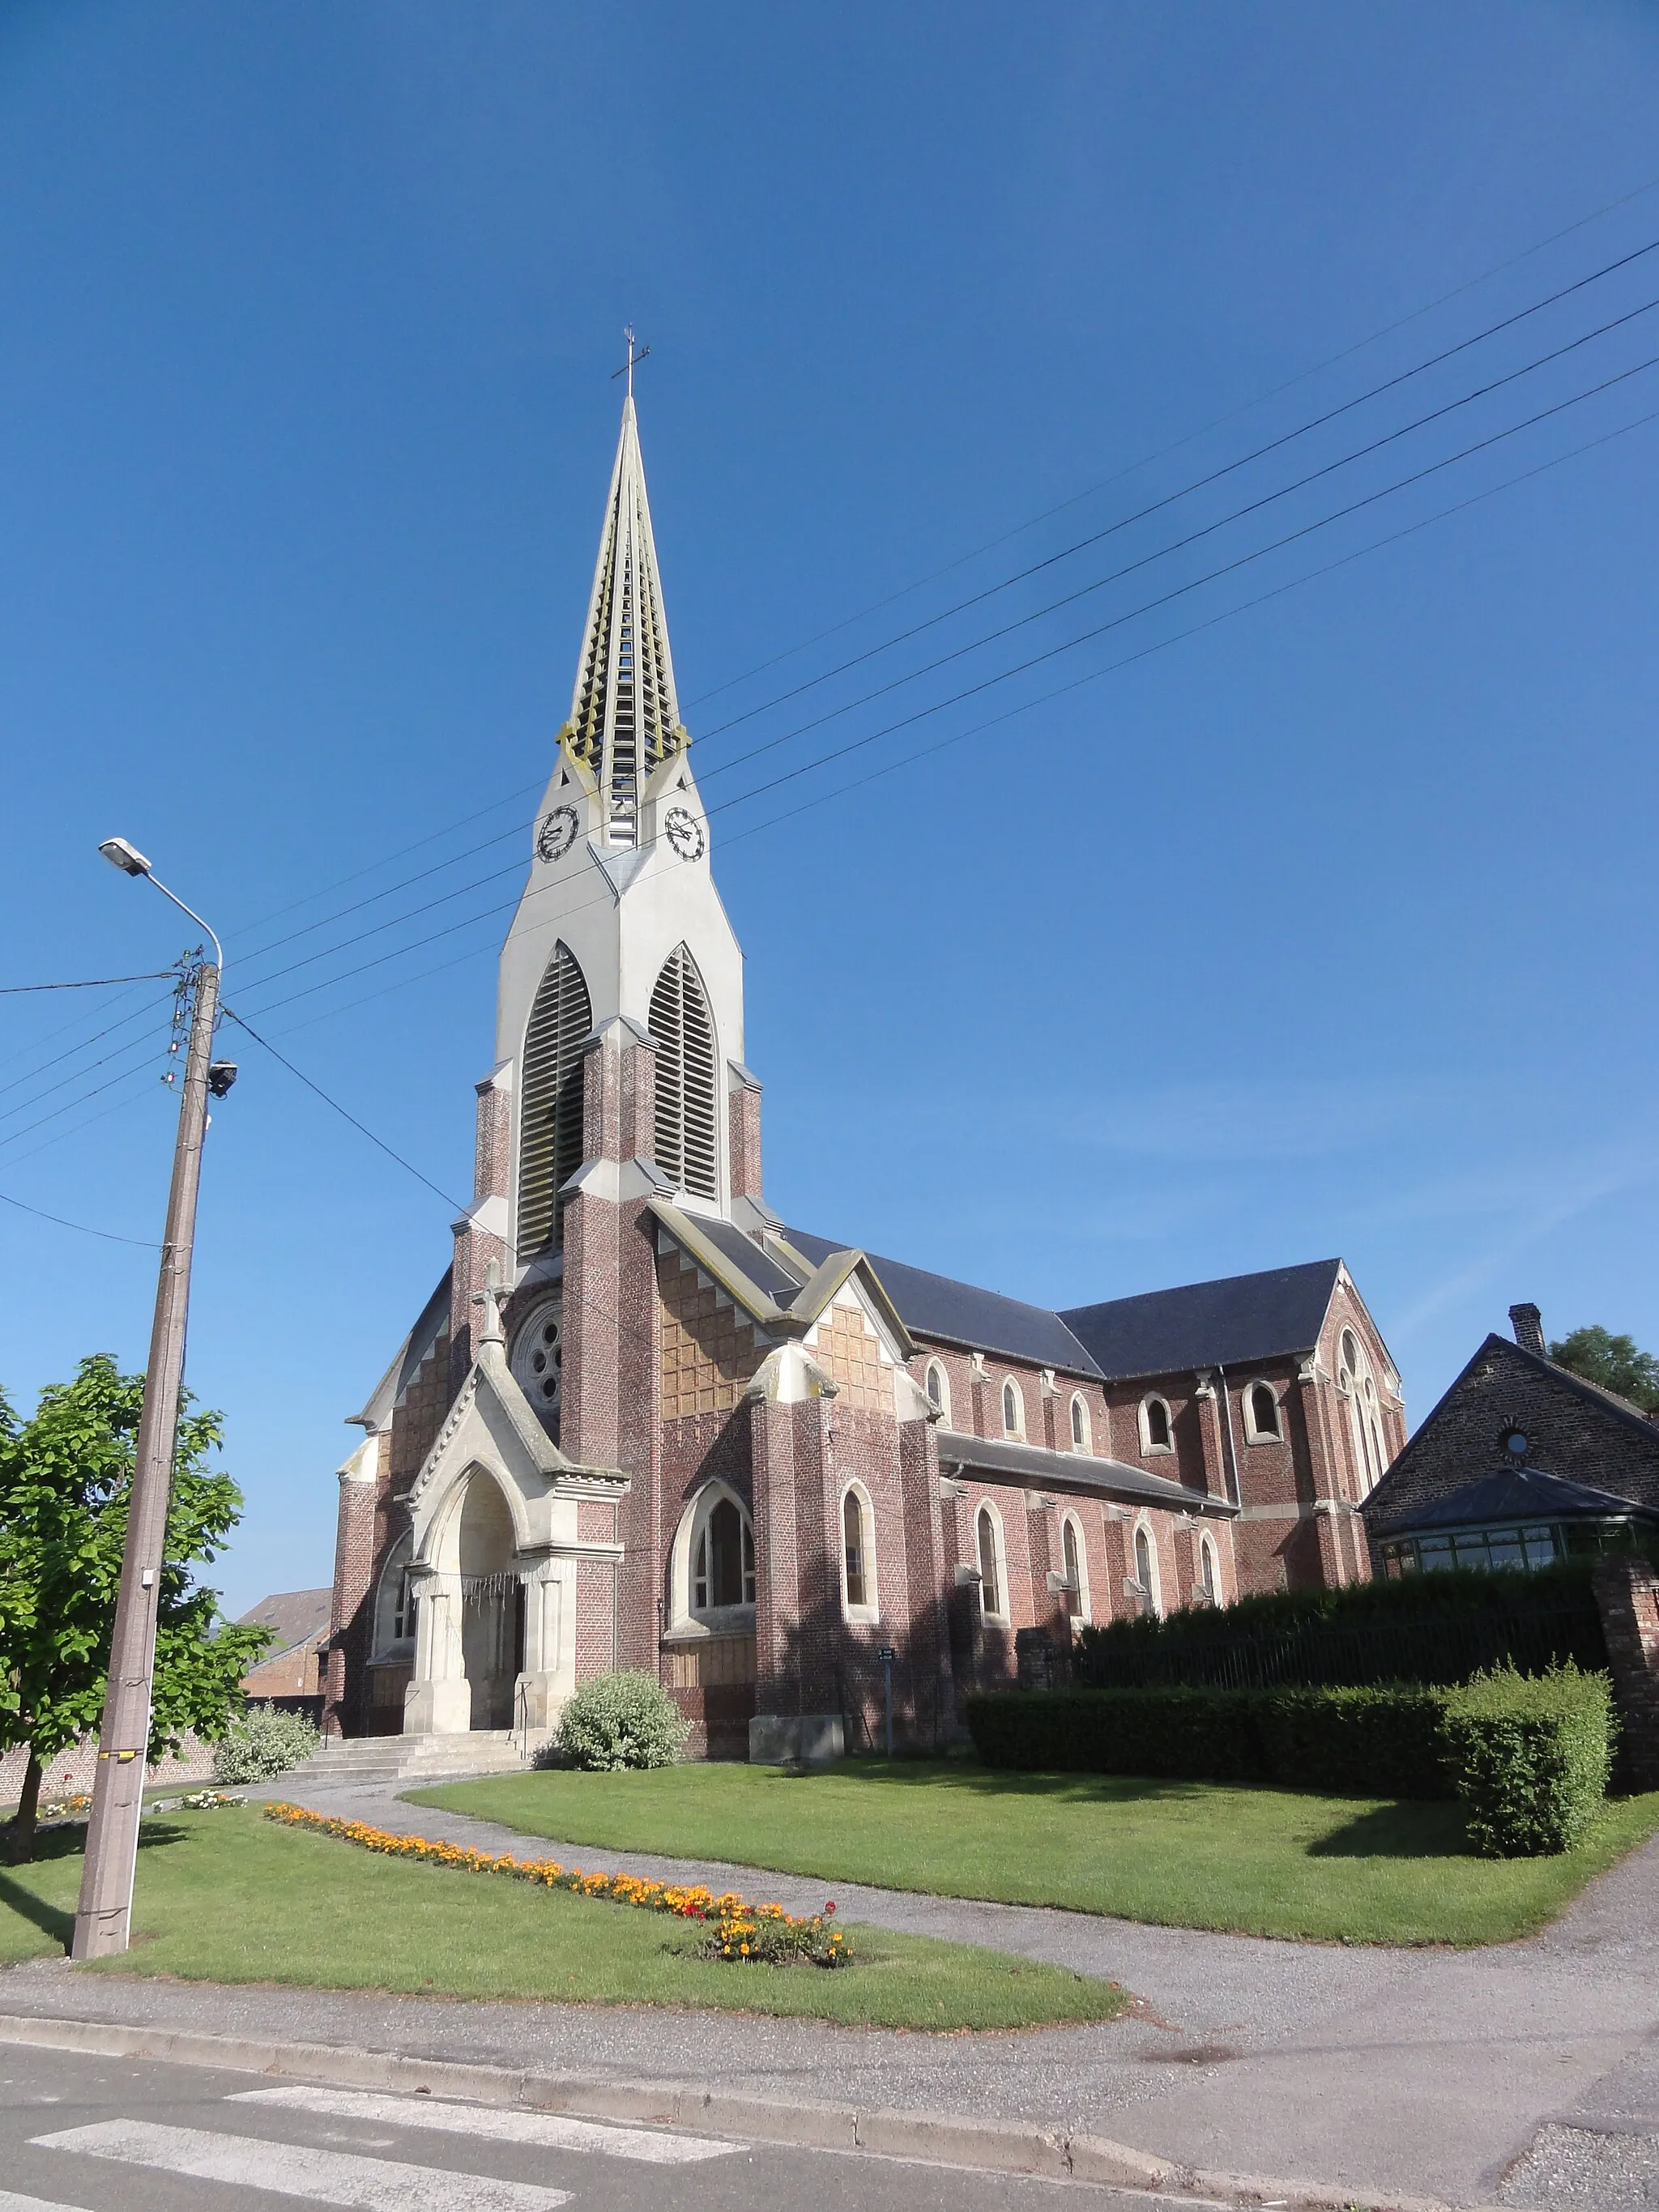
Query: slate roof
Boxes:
[
  {"xmin": 1060, "ymin": 1259, "xmax": 1342, "ymax": 1382},
  {"xmin": 237, "ymin": 1588, "xmax": 331, "ymax": 1659},
  {"xmin": 1371, "ymin": 1464, "xmax": 1658, "ymax": 1535},
  {"xmin": 786, "ymin": 1230, "xmax": 1102, "ymax": 1375},
  {"xmin": 936, "ymin": 1429, "xmax": 1235, "ymax": 1515}
]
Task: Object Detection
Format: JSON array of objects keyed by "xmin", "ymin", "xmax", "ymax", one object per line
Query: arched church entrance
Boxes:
[{"xmin": 457, "ymin": 1473, "xmax": 526, "ymax": 1731}]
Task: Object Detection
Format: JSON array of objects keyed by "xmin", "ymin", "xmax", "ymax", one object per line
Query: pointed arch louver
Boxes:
[
  {"xmin": 516, "ymin": 941, "xmax": 592, "ymax": 1257},
  {"xmin": 649, "ymin": 943, "xmax": 718, "ymax": 1200}
]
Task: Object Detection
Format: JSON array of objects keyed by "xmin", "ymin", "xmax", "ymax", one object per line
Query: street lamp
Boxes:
[{"xmin": 71, "ymin": 842, "xmax": 228, "ymax": 1960}]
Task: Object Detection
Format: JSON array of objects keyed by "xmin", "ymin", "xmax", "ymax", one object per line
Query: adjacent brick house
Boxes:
[
  {"xmin": 323, "ymin": 398, "xmax": 1404, "ymax": 1757},
  {"xmin": 1361, "ymin": 1303, "xmax": 1659, "ymax": 1575}
]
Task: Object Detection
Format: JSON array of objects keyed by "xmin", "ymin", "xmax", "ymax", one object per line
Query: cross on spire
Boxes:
[{"xmin": 611, "ymin": 325, "xmax": 651, "ymax": 398}]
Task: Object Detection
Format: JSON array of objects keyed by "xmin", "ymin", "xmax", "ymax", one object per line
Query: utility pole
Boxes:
[{"xmin": 73, "ymin": 842, "xmax": 229, "ymax": 1960}]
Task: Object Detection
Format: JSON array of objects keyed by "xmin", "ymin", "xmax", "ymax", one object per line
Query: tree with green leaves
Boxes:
[
  {"xmin": 0, "ymin": 1354, "xmax": 271, "ymax": 1861},
  {"xmin": 1548, "ymin": 1325, "xmax": 1659, "ymax": 1414}
]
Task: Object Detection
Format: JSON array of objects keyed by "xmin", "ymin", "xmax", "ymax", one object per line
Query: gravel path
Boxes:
[{"xmin": 6, "ymin": 1767, "xmax": 1657, "ymax": 2209}]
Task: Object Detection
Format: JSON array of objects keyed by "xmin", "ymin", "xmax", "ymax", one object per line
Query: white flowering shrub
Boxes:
[
  {"xmin": 551, "ymin": 1670, "xmax": 689, "ymax": 1771},
  {"xmin": 212, "ymin": 1703, "xmax": 321, "ymax": 1784}
]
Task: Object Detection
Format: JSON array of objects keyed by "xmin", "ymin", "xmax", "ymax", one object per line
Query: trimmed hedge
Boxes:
[
  {"xmin": 1257, "ymin": 1684, "xmax": 1449, "ymax": 1800},
  {"xmin": 966, "ymin": 1669, "xmax": 1620, "ymax": 1850},
  {"xmin": 1443, "ymin": 1664, "xmax": 1614, "ymax": 1856},
  {"xmin": 964, "ymin": 1682, "xmax": 1452, "ymax": 1798},
  {"xmin": 966, "ymin": 1686, "xmax": 1271, "ymax": 1784},
  {"xmin": 1073, "ymin": 1558, "xmax": 1608, "ymax": 1694}
]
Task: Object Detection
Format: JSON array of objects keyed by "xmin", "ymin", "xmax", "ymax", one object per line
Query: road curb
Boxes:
[{"xmin": 0, "ymin": 2009, "xmax": 1490, "ymax": 2210}]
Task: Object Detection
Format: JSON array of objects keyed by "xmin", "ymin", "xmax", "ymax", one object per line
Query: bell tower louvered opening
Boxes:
[
  {"xmin": 648, "ymin": 942, "xmax": 718, "ymax": 1200},
  {"xmin": 516, "ymin": 941, "xmax": 593, "ymax": 1258}
]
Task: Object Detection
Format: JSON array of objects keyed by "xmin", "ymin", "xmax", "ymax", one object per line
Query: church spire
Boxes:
[{"xmin": 563, "ymin": 394, "xmax": 685, "ymax": 848}]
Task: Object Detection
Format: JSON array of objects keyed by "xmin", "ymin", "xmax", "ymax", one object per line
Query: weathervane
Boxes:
[{"xmin": 611, "ymin": 325, "xmax": 651, "ymax": 397}]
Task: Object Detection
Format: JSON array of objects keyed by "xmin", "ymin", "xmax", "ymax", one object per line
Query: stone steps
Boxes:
[{"xmin": 283, "ymin": 1730, "xmax": 532, "ymax": 1788}]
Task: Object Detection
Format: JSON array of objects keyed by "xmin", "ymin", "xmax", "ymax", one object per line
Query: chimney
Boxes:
[{"xmin": 1509, "ymin": 1302, "xmax": 1546, "ymax": 1358}]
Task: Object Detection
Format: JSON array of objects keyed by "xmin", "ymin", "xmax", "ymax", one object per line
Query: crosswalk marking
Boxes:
[
  {"xmin": 232, "ymin": 2083, "xmax": 740, "ymax": 2164},
  {"xmin": 32, "ymin": 2120, "xmax": 571, "ymax": 2210},
  {"xmin": 0, "ymin": 2193, "xmax": 94, "ymax": 2212}
]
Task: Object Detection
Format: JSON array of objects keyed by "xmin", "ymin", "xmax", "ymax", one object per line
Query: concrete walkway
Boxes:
[{"xmin": 7, "ymin": 1770, "xmax": 1659, "ymax": 2209}]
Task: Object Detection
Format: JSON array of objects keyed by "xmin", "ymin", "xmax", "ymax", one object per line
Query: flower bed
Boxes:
[{"xmin": 262, "ymin": 1802, "xmax": 853, "ymax": 1967}]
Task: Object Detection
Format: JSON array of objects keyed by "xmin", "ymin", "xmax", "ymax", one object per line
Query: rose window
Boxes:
[{"xmin": 511, "ymin": 1301, "xmax": 564, "ymax": 1425}]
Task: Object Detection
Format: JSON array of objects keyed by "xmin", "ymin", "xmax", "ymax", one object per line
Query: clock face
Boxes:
[
  {"xmin": 664, "ymin": 804, "xmax": 706, "ymax": 861},
  {"xmin": 535, "ymin": 805, "xmax": 579, "ymax": 863}
]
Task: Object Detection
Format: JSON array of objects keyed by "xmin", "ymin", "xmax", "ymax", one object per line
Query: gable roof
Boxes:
[
  {"xmin": 785, "ymin": 1230, "xmax": 1101, "ymax": 1375},
  {"xmin": 1060, "ymin": 1260, "xmax": 1342, "ymax": 1383},
  {"xmin": 236, "ymin": 1588, "xmax": 331, "ymax": 1657},
  {"xmin": 652, "ymin": 1206, "xmax": 915, "ymax": 1359},
  {"xmin": 1363, "ymin": 1332, "xmax": 1659, "ymax": 1530}
]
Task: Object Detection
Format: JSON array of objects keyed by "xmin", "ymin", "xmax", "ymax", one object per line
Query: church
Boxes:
[{"xmin": 322, "ymin": 398, "xmax": 1407, "ymax": 1759}]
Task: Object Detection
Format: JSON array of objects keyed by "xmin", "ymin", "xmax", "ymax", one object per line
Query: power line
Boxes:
[
  {"xmin": 716, "ymin": 399, "xmax": 1659, "ymax": 859},
  {"xmin": 222, "ymin": 283, "xmax": 1659, "ymax": 1025},
  {"xmin": 689, "ymin": 219, "xmax": 1659, "ymax": 729},
  {"xmin": 226, "ymin": 778, "xmax": 547, "ymax": 943},
  {"xmin": 705, "ymin": 343, "xmax": 1659, "ymax": 828},
  {"xmin": 0, "ymin": 1002, "xmax": 179, "ymax": 1135},
  {"xmin": 78, "ymin": 219, "xmax": 1651, "ymax": 1042},
  {"xmin": 0, "ymin": 989, "xmax": 177, "ymax": 1105},
  {"xmin": 697, "ymin": 285, "xmax": 1659, "ymax": 789},
  {"xmin": 220, "ymin": 1008, "xmax": 468, "ymax": 1213},
  {"xmin": 0, "ymin": 1186, "xmax": 157, "ymax": 1247},
  {"xmin": 233, "ymin": 329, "xmax": 1659, "ymax": 1031},
  {"xmin": 0, "ymin": 971, "xmax": 173, "ymax": 995}
]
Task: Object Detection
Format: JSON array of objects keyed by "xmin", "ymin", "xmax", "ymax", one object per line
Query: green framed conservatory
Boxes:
[{"xmin": 1375, "ymin": 1461, "xmax": 1659, "ymax": 1578}]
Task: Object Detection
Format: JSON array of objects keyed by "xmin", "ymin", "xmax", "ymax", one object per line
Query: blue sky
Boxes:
[{"xmin": 2, "ymin": 2, "xmax": 1656, "ymax": 1616}]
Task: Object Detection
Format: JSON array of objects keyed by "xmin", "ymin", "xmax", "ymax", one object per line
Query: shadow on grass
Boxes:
[
  {"xmin": 0, "ymin": 1854, "xmax": 75, "ymax": 1950},
  {"xmin": 1306, "ymin": 1801, "xmax": 1472, "ymax": 1859},
  {"xmin": 0, "ymin": 1818, "xmax": 190, "ymax": 1955},
  {"xmin": 764, "ymin": 1758, "xmax": 1229, "ymax": 1809}
]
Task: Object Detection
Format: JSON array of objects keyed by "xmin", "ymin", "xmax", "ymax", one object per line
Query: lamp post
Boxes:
[{"xmin": 71, "ymin": 839, "xmax": 233, "ymax": 1960}]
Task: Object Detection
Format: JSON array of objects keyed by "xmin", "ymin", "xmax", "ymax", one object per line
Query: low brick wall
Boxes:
[{"xmin": 1, "ymin": 1734, "xmax": 217, "ymax": 1811}]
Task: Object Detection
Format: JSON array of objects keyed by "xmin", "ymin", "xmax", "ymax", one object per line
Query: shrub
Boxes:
[
  {"xmin": 966, "ymin": 1681, "xmax": 1454, "ymax": 1798},
  {"xmin": 1442, "ymin": 1664, "xmax": 1614, "ymax": 1856},
  {"xmin": 552, "ymin": 1670, "xmax": 689, "ymax": 1771},
  {"xmin": 211, "ymin": 1703, "xmax": 320, "ymax": 1784}
]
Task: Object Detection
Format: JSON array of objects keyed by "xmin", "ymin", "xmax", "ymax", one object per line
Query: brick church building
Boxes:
[{"xmin": 323, "ymin": 398, "xmax": 1407, "ymax": 1758}]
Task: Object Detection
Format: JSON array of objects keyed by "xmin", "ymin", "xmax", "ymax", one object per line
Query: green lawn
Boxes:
[
  {"xmin": 413, "ymin": 1760, "xmax": 1659, "ymax": 1946},
  {"xmin": 0, "ymin": 1805, "xmax": 1127, "ymax": 2031}
]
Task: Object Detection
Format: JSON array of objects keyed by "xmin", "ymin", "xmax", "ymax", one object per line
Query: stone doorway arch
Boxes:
[{"xmin": 457, "ymin": 1473, "xmax": 525, "ymax": 1730}]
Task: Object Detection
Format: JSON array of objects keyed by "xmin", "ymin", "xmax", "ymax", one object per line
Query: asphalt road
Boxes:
[{"xmin": 0, "ymin": 2044, "xmax": 1165, "ymax": 2212}]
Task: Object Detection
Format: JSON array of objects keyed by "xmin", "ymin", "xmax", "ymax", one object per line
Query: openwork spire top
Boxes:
[{"xmin": 565, "ymin": 395, "xmax": 684, "ymax": 847}]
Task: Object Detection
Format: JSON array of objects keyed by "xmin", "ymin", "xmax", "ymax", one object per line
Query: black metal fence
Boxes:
[{"xmin": 1071, "ymin": 1603, "xmax": 1606, "ymax": 1693}]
